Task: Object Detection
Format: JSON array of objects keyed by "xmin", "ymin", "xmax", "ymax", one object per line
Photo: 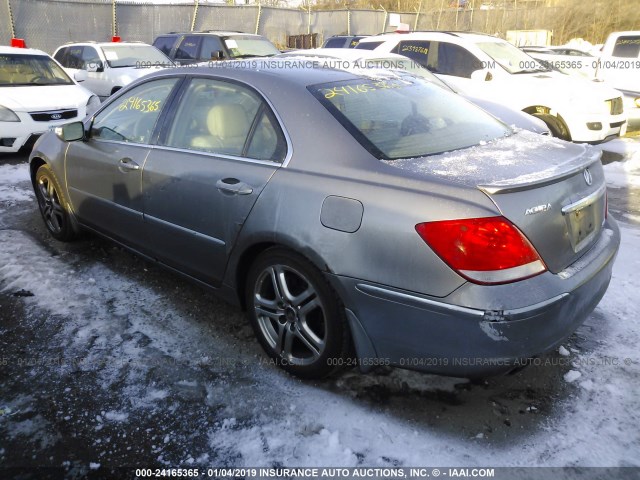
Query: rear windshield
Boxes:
[
  {"xmin": 0, "ymin": 54, "xmax": 73, "ymax": 86},
  {"xmin": 612, "ymin": 36, "xmax": 640, "ymax": 58},
  {"xmin": 309, "ymin": 74, "xmax": 510, "ymax": 160}
]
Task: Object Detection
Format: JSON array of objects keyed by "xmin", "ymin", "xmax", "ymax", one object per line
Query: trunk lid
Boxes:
[{"xmin": 385, "ymin": 130, "xmax": 607, "ymax": 273}]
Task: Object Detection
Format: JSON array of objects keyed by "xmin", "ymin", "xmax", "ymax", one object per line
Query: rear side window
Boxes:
[
  {"xmin": 82, "ymin": 46, "xmax": 101, "ymax": 69},
  {"xmin": 324, "ymin": 37, "xmax": 346, "ymax": 48},
  {"xmin": 59, "ymin": 46, "xmax": 84, "ymax": 69},
  {"xmin": 394, "ymin": 40, "xmax": 432, "ymax": 69},
  {"xmin": 176, "ymin": 36, "xmax": 202, "ymax": 61},
  {"xmin": 355, "ymin": 41, "xmax": 383, "ymax": 50},
  {"xmin": 309, "ymin": 75, "xmax": 509, "ymax": 160},
  {"xmin": 163, "ymin": 78, "xmax": 286, "ymax": 162},
  {"xmin": 436, "ymin": 42, "xmax": 483, "ymax": 78},
  {"xmin": 53, "ymin": 48, "xmax": 67, "ymax": 65},
  {"xmin": 612, "ymin": 36, "xmax": 640, "ymax": 58},
  {"xmin": 153, "ymin": 36, "xmax": 177, "ymax": 57}
]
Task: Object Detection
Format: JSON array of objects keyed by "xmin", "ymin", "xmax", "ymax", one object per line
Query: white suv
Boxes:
[
  {"xmin": 0, "ymin": 46, "xmax": 99, "ymax": 153},
  {"xmin": 357, "ymin": 32, "xmax": 627, "ymax": 143},
  {"xmin": 53, "ymin": 41, "xmax": 173, "ymax": 100}
]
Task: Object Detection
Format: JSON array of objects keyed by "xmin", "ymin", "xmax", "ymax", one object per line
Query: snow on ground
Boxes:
[
  {"xmin": 599, "ymin": 138, "xmax": 640, "ymax": 189},
  {"xmin": 0, "ymin": 163, "xmax": 31, "ymax": 204},
  {"xmin": 1, "ymin": 147, "xmax": 639, "ymax": 470}
]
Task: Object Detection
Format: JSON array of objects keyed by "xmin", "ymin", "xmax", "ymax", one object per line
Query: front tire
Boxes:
[
  {"xmin": 34, "ymin": 164, "xmax": 77, "ymax": 242},
  {"xmin": 533, "ymin": 113, "xmax": 571, "ymax": 141},
  {"xmin": 246, "ymin": 248, "xmax": 349, "ymax": 379}
]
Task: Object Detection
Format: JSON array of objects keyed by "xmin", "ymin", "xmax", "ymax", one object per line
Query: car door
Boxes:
[
  {"xmin": 66, "ymin": 77, "xmax": 182, "ymax": 251},
  {"xmin": 142, "ymin": 77, "xmax": 288, "ymax": 285},
  {"xmin": 81, "ymin": 46, "xmax": 109, "ymax": 97}
]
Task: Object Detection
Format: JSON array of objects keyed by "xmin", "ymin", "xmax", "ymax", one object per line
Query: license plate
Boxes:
[{"xmin": 567, "ymin": 204, "xmax": 597, "ymax": 250}]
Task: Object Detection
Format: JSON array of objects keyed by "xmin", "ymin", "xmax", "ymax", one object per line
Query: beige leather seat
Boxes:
[{"xmin": 191, "ymin": 104, "xmax": 249, "ymax": 156}]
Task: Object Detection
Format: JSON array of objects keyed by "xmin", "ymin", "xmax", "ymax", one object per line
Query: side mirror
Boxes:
[
  {"xmin": 74, "ymin": 70, "xmax": 88, "ymax": 82},
  {"xmin": 210, "ymin": 50, "xmax": 224, "ymax": 60},
  {"xmin": 471, "ymin": 69, "xmax": 493, "ymax": 81},
  {"xmin": 86, "ymin": 61, "xmax": 104, "ymax": 73},
  {"xmin": 55, "ymin": 121, "xmax": 85, "ymax": 142}
]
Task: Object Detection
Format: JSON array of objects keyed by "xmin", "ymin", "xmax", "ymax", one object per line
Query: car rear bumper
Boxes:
[{"xmin": 329, "ymin": 218, "xmax": 620, "ymax": 377}]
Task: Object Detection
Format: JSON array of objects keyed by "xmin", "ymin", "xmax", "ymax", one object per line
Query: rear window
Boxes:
[
  {"xmin": 612, "ymin": 36, "xmax": 640, "ymax": 58},
  {"xmin": 309, "ymin": 75, "xmax": 510, "ymax": 160},
  {"xmin": 153, "ymin": 36, "xmax": 177, "ymax": 56},
  {"xmin": 355, "ymin": 41, "xmax": 383, "ymax": 51},
  {"xmin": 324, "ymin": 37, "xmax": 347, "ymax": 48}
]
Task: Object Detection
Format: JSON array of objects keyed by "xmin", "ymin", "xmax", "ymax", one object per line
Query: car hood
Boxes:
[
  {"xmin": 514, "ymin": 71, "xmax": 622, "ymax": 101},
  {"xmin": 108, "ymin": 65, "xmax": 165, "ymax": 82},
  {"xmin": 0, "ymin": 84, "xmax": 92, "ymax": 111},
  {"xmin": 466, "ymin": 95, "xmax": 550, "ymax": 134}
]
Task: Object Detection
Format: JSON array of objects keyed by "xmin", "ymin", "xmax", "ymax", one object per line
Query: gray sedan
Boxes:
[{"xmin": 29, "ymin": 64, "xmax": 619, "ymax": 379}]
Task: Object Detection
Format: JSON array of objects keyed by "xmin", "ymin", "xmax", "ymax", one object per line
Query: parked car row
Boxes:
[
  {"xmin": 1, "ymin": 31, "xmax": 282, "ymax": 153},
  {"xmin": 353, "ymin": 32, "xmax": 627, "ymax": 143},
  {"xmin": 277, "ymin": 48, "xmax": 551, "ymax": 135}
]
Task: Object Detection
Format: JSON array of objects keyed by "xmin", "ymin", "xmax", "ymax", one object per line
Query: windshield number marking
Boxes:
[{"xmin": 117, "ymin": 96, "xmax": 161, "ymax": 113}]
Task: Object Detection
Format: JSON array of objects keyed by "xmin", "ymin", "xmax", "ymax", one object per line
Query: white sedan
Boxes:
[
  {"xmin": 53, "ymin": 42, "xmax": 173, "ymax": 100},
  {"xmin": 0, "ymin": 46, "xmax": 99, "ymax": 153}
]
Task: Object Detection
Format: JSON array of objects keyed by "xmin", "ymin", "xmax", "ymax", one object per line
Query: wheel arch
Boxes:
[
  {"xmin": 522, "ymin": 106, "xmax": 572, "ymax": 140},
  {"xmin": 230, "ymin": 237, "xmax": 337, "ymax": 312},
  {"xmin": 31, "ymin": 158, "xmax": 82, "ymax": 235},
  {"xmin": 29, "ymin": 156, "xmax": 47, "ymax": 188}
]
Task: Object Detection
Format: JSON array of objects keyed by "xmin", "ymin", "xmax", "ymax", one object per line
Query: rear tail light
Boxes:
[{"xmin": 416, "ymin": 216, "xmax": 546, "ymax": 285}]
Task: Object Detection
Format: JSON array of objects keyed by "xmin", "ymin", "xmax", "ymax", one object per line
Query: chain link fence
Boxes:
[
  {"xmin": 0, "ymin": 1, "xmax": 13, "ymax": 45},
  {"xmin": 0, "ymin": 0, "xmax": 608, "ymax": 54}
]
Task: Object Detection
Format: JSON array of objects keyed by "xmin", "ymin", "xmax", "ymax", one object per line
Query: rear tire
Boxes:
[
  {"xmin": 34, "ymin": 164, "xmax": 77, "ymax": 242},
  {"xmin": 245, "ymin": 248, "xmax": 349, "ymax": 379}
]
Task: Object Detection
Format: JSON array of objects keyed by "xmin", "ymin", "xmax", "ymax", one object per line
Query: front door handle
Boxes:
[
  {"xmin": 118, "ymin": 158, "xmax": 140, "ymax": 173},
  {"xmin": 216, "ymin": 178, "xmax": 253, "ymax": 195}
]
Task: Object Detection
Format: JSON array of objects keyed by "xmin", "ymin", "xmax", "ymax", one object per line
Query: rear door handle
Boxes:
[
  {"xmin": 216, "ymin": 178, "xmax": 253, "ymax": 195},
  {"xmin": 118, "ymin": 158, "xmax": 140, "ymax": 173}
]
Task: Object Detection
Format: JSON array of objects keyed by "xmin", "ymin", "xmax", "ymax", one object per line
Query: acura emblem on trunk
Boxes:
[
  {"xmin": 583, "ymin": 168, "xmax": 593, "ymax": 186},
  {"xmin": 51, "ymin": 113, "xmax": 62, "ymax": 120}
]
